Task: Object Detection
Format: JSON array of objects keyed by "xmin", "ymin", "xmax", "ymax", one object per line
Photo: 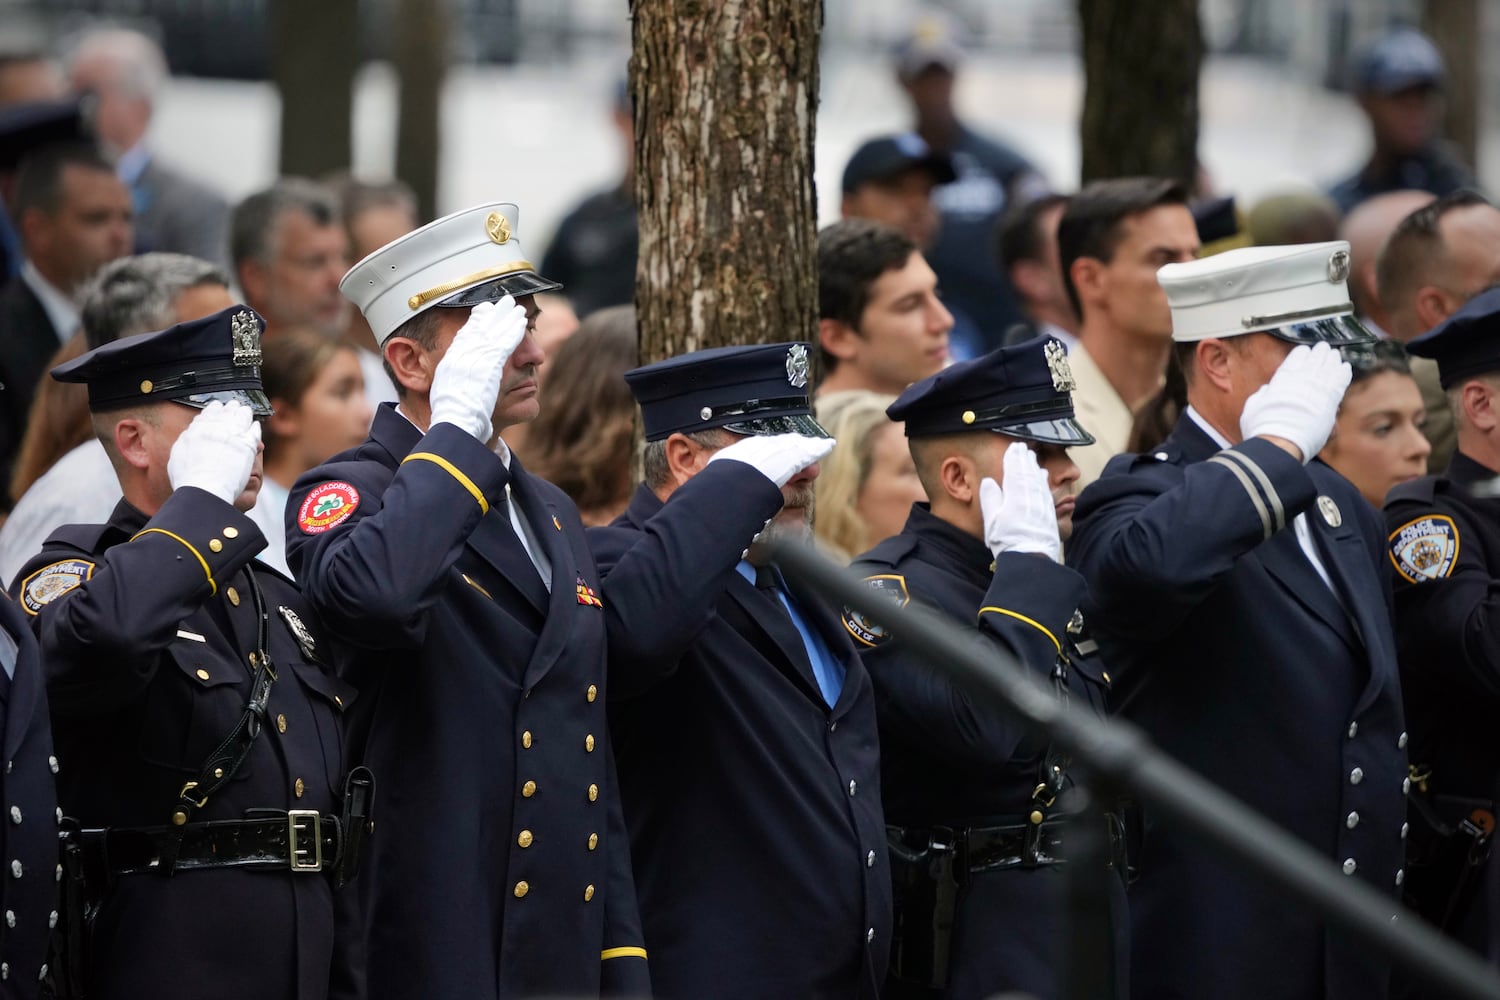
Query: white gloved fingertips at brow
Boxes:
[
  {"xmin": 1240, "ymin": 342, "xmax": 1353, "ymax": 464},
  {"xmin": 429, "ymin": 295, "xmax": 531, "ymax": 442},
  {"xmin": 979, "ymin": 442, "xmax": 1063, "ymax": 563},
  {"xmin": 708, "ymin": 433, "xmax": 836, "ymax": 489},
  {"xmin": 167, "ymin": 400, "xmax": 262, "ymax": 504}
]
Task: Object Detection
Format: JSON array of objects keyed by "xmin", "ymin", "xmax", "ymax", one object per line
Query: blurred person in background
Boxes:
[
  {"xmin": 840, "ymin": 133, "xmax": 953, "ymax": 254},
  {"xmin": 0, "ymin": 50, "xmax": 63, "ymax": 107},
  {"xmin": 0, "ymin": 142, "xmax": 132, "ymax": 499},
  {"xmin": 1243, "ymin": 190, "xmax": 1340, "ymax": 246},
  {"xmin": 1058, "ymin": 177, "xmax": 1198, "ymax": 491},
  {"xmin": 514, "ymin": 304, "xmax": 636, "ymax": 527},
  {"xmin": 1329, "ymin": 28, "xmax": 1476, "ymax": 215},
  {"xmin": 328, "ymin": 174, "xmax": 420, "ymax": 409},
  {"xmin": 996, "ymin": 192, "xmax": 1077, "ymax": 350},
  {"xmin": 0, "ymin": 252, "xmax": 230, "ymax": 586},
  {"xmin": 813, "ymin": 390, "xmax": 924, "ymax": 563},
  {"xmin": 1377, "ymin": 189, "xmax": 1500, "ymax": 471},
  {"xmin": 1338, "ymin": 189, "xmax": 1436, "ymax": 338},
  {"xmin": 230, "ymin": 177, "xmax": 349, "ymax": 339},
  {"xmin": 541, "ymin": 79, "xmax": 638, "ymax": 320},
  {"xmin": 816, "ymin": 219, "xmax": 952, "ymax": 397},
  {"xmin": 255, "ymin": 328, "xmax": 370, "ymax": 574},
  {"xmin": 893, "ymin": 10, "xmax": 1050, "ymax": 353},
  {"xmin": 1320, "ymin": 340, "xmax": 1430, "ymax": 508},
  {"xmin": 0, "ymin": 73, "xmax": 79, "ymax": 282},
  {"xmin": 65, "ymin": 27, "xmax": 231, "ymax": 268}
]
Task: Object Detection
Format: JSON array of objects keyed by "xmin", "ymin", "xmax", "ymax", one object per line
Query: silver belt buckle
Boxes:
[{"xmin": 287, "ymin": 810, "xmax": 323, "ymax": 872}]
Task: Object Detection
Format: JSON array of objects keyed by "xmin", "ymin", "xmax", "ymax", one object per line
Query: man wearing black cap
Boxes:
[
  {"xmin": 1385, "ymin": 286, "xmax": 1500, "ymax": 967},
  {"xmin": 1329, "ymin": 28, "xmax": 1478, "ymax": 215},
  {"xmin": 589, "ymin": 342, "xmax": 890, "ymax": 999},
  {"xmin": 10, "ymin": 306, "xmax": 367, "ymax": 998},
  {"xmin": 848, "ymin": 337, "xmax": 1124, "ymax": 1000},
  {"xmin": 841, "ymin": 133, "xmax": 956, "ymax": 253},
  {"xmin": 289, "ymin": 203, "xmax": 648, "ymax": 1000}
]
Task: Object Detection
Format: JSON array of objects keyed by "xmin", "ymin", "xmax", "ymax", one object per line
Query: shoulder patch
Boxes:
[
  {"xmin": 20, "ymin": 558, "xmax": 95, "ymax": 615},
  {"xmin": 297, "ymin": 481, "xmax": 361, "ymax": 535},
  {"xmin": 1389, "ymin": 514, "xmax": 1459, "ymax": 584},
  {"xmin": 842, "ymin": 574, "xmax": 910, "ymax": 648}
]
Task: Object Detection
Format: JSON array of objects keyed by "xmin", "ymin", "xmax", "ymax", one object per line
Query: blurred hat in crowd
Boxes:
[
  {"xmin": 52, "ymin": 305, "xmax": 272, "ymax": 416},
  {"xmin": 1407, "ymin": 286, "xmax": 1500, "ymax": 388},
  {"xmin": 1158, "ymin": 240, "xmax": 1377, "ymax": 346},
  {"xmin": 0, "ymin": 99, "xmax": 91, "ymax": 171},
  {"xmin": 841, "ymin": 133, "xmax": 956, "ymax": 194},
  {"xmin": 893, "ymin": 11, "xmax": 965, "ymax": 79},
  {"xmin": 625, "ymin": 342, "xmax": 830, "ymax": 442},
  {"xmin": 1354, "ymin": 28, "xmax": 1445, "ymax": 96},
  {"xmin": 888, "ymin": 335, "xmax": 1094, "ymax": 445},
  {"xmin": 340, "ymin": 201, "xmax": 562, "ymax": 346}
]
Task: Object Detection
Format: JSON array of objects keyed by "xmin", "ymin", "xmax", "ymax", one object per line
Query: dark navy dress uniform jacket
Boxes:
[
  {"xmin": 0, "ymin": 591, "xmax": 58, "ymax": 997},
  {"xmin": 13, "ymin": 489, "xmax": 355, "ymax": 1000},
  {"xmin": 1386, "ymin": 452, "xmax": 1500, "ymax": 962},
  {"xmin": 852, "ymin": 504, "xmax": 1127, "ymax": 1000},
  {"xmin": 1069, "ymin": 417, "xmax": 1407, "ymax": 1000},
  {"xmin": 587, "ymin": 462, "xmax": 892, "ymax": 1000},
  {"xmin": 287, "ymin": 403, "xmax": 648, "ymax": 1000}
]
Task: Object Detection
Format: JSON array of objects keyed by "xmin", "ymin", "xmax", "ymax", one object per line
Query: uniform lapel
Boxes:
[
  {"xmin": 507, "ymin": 460, "xmax": 583, "ymax": 688},
  {"xmin": 1256, "ymin": 526, "xmax": 1363, "ymax": 655},
  {"xmin": 0, "ymin": 596, "xmax": 36, "ymax": 762},
  {"xmin": 782, "ymin": 572, "xmax": 868, "ymax": 719},
  {"xmin": 722, "ymin": 571, "xmax": 827, "ymax": 707},
  {"xmin": 465, "ymin": 506, "xmax": 549, "ymax": 615}
]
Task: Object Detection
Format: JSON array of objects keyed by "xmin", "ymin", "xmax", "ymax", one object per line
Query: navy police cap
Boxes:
[
  {"xmin": 887, "ymin": 336, "xmax": 1095, "ymax": 445},
  {"xmin": 51, "ymin": 305, "xmax": 272, "ymax": 416},
  {"xmin": 625, "ymin": 342, "xmax": 830, "ymax": 442},
  {"xmin": 1407, "ymin": 286, "xmax": 1500, "ymax": 388}
]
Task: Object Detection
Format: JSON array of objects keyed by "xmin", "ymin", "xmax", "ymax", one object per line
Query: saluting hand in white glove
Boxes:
[
  {"xmin": 167, "ymin": 400, "xmax": 262, "ymax": 505},
  {"xmin": 1240, "ymin": 342, "xmax": 1352, "ymax": 463},
  {"xmin": 429, "ymin": 296, "xmax": 531, "ymax": 442},
  {"xmin": 979, "ymin": 442, "xmax": 1062, "ymax": 563},
  {"xmin": 708, "ymin": 432, "xmax": 836, "ymax": 488}
]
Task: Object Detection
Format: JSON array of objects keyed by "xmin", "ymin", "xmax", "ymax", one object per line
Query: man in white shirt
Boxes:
[
  {"xmin": 1057, "ymin": 177, "xmax": 1199, "ymax": 490},
  {"xmin": 0, "ymin": 252, "xmax": 231, "ymax": 586}
]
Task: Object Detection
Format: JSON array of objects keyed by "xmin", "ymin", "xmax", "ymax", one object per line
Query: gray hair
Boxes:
[
  {"xmin": 229, "ymin": 177, "xmax": 342, "ymax": 268},
  {"xmin": 79, "ymin": 252, "xmax": 228, "ymax": 350},
  {"xmin": 63, "ymin": 27, "xmax": 168, "ymax": 102},
  {"xmin": 641, "ymin": 429, "xmax": 730, "ymax": 491}
]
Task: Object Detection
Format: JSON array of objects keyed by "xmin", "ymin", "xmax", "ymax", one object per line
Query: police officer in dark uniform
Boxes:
[
  {"xmin": 589, "ymin": 343, "xmax": 891, "ymax": 1000},
  {"xmin": 288, "ymin": 202, "xmax": 648, "ymax": 1000},
  {"xmin": 1385, "ymin": 287, "xmax": 1500, "ymax": 972},
  {"xmin": 0, "ymin": 590, "xmax": 60, "ymax": 996},
  {"xmin": 11, "ymin": 307, "xmax": 369, "ymax": 999},
  {"xmin": 1070, "ymin": 241, "xmax": 1408, "ymax": 1000},
  {"xmin": 847, "ymin": 337, "xmax": 1125, "ymax": 1000}
]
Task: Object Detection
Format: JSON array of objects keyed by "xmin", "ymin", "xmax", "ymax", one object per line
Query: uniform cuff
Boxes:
[
  {"xmin": 141, "ymin": 487, "xmax": 267, "ymax": 594},
  {"xmin": 402, "ymin": 422, "xmax": 510, "ymax": 513}
]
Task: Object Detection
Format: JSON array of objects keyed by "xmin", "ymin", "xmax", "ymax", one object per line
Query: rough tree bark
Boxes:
[
  {"xmin": 1422, "ymin": 0, "xmax": 1480, "ymax": 173},
  {"xmin": 631, "ymin": 0, "xmax": 822, "ymax": 364},
  {"xmin": 394, "ymin": 0, "xmax": 449, "ymax": 223},
  {"xmin": 1077, "ymin": 0, "xmax": 1203, "ymax": 190},
  {"xmin": 271, "ymin": 0, "xmax": 357, "ymax": 177}
]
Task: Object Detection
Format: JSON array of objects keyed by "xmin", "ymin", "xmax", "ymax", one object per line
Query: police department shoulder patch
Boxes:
[
  {"xmin": 297, "ymin": 481, "xmax": 361, "ymax": 535},
  {"xmin": 842, "ymin": 574, "xmax": 910, "ymax": 647},
  {"xmin": 20, "ymin": 558, "xmax": 95, "ymax": 615},
  {"xmin": 1389, "ymin": 514, "xmax": 1459, "ymax": 584}
]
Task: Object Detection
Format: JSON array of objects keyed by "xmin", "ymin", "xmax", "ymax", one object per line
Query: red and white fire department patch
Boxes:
[{"xmin": 298, "ymin": 481, "xmax": 361, "ymax": 535}]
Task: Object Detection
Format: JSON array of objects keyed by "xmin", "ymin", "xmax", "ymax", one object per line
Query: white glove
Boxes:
[
  {"xmin": 1239, "ymin": 342, "xmax": 1352, "ymax": 463},
  {"xmin": 167, "ymin": 400, "xmax": 262, "ymax": 504},
  {"xmin": 429, "ymin": 297, "xmax": 530, "ymax": 441},
  {"xmin": 708, "ymin": 432, "xmax": 836, "ymax": 488},
  {"xmin": 979, "ymin": 442, "xmax": 1062, "ymax": 562}
]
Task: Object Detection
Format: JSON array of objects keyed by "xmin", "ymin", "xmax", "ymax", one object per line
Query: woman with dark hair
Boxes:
[
  {"xmin": 252, "ymin": 328, "xmax": 371, "ymax": 573},
  {"xmin": 1320, "ymin": 339, "xmax": 1431, "ymax": 507},
  {"xmin": 515, "ymin": 304, "xmax": 639, "ymax": 526}
]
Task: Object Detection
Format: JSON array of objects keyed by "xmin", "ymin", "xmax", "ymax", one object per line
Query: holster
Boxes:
[
  {"xmin": 44, "ymin": 820, "xmax": 96, "ymax": 1000},
  {"xmin": 1403, "ymin": 789, "xmax": 1494, "ymax": 932},
  {"xmin": 886, "ymin": 825, "xmax": 959, "ymax": 991}
]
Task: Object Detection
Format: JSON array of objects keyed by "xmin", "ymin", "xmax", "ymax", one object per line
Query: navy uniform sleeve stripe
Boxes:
[
  {"xmin": 1217, "ymin": 448, "xmax": 1287, "ymax": 532},
  {"xmin": 1206, "ymin": 454, "xmax": 1274, "ymax": 540}
]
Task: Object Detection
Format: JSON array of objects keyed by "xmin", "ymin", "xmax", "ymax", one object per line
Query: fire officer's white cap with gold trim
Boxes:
[
  {"xmin": 1157, "ymin": 240, "xmax": 1375, "ymax": 347},
  {"xmin": 340, "ymin": 201, "xmax": 562, "ymax": 347}
]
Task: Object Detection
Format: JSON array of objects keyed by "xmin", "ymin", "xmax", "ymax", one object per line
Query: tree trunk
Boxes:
[
  {"xmin": 271, "ymin": 0, "xmax": 358, "ymax": 177},
  {"xmin": 395, "ymin": 0, "xmax": 450, "ymax": 223},
  {"xmin": 1422, "ymin": 0, "xmax": 1480, "ymax": 172},
  {"xmin": 1077, "ymin": 0, "xmax": 1203, "ymax": 190},
  {"xmin": 631, "ymin": 0, "xmax": 822, "ymax": 364}
]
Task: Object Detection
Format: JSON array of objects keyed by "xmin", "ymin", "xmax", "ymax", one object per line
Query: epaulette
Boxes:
[
  {"xmin": 1386, "ymin": 475, "xmax": 1441, "ymax": 506},
  {"xmin": 850, "ymin": 532, "xmax": 919, "ymax": 572},
  {"xmin": 43, "ymin": 521, "xmax": 117, "ymax": 553}
]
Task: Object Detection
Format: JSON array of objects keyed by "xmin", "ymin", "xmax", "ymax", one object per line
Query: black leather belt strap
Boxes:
[
  {"xmin": 889, "ymin": 814, "xmax": 1127, "ymax": 882},
  {"xmin": 78, "ymin": 811, "xmax": 342, "ymax": 879}
]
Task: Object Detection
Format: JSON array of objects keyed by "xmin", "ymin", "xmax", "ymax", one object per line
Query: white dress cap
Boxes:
[
  {"xmin": 339, "ymin": 201, "xmax": 560, "ymax": 347},
  {"xmin": 1157, "ymin": 240, "xmax": 1355, "ymax": 343}
]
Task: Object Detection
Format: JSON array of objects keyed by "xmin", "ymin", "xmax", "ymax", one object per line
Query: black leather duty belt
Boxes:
[
  {"xmin": 890, "ymin": 814, "xmax": 1127, "ymax": 881},
  {"xmin": 76, "ymin": 810, "xmax": 342, "ymax": 879}
]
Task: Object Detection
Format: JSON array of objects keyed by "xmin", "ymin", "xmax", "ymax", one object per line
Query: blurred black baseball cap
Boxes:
[
  {"xmin": 1354, "ymin": 29, "xmax": 1445, "ymax": 95},
  {"xmin": 842, "ymin": 133, "xmax": 956, "ymax": 194}
]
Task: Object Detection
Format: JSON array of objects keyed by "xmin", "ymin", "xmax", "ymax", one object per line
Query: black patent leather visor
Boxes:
[
  {"xmin": 436, "ymin": 271, "xmax": 563, "ymax": 306},
  {"xmin": 992, "ymin": 416, "xmax": 1096, "ymax": 447},
  {"xmin": 1263, "ymin": 313, "xmax": 1376, "ymax": 347},
  {"xmin": 178, "ymin": 388, "xmax": 273, "ymax": 417},
  {"xmin": 722, "ymin": 413, "xmax": 833, "ymax": 439}
]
